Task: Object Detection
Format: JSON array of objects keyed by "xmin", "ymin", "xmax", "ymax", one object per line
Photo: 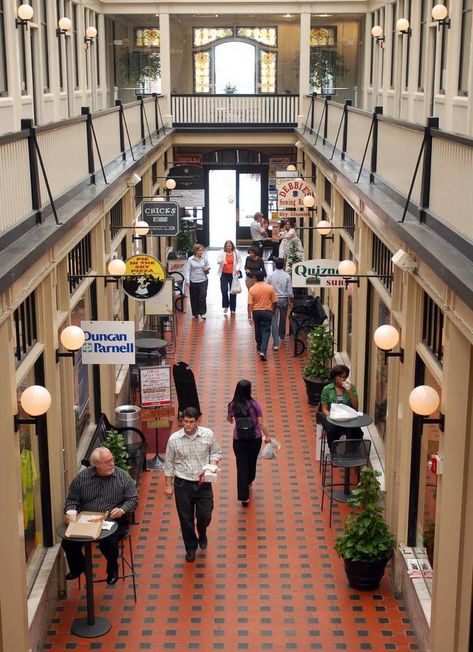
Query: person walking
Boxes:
[
  {"xmin": 250, "ymin": 211, "xmax": 266, "ymax": 255},
  {"xmin": 164, "ymin": 407, "xmax": 222, "ymax": 562},
  {"xmin": 247, "ymin": 270, "xmax": 277, "ymax": 361},
  {"xmin": 267, "ymin": 257, "xmax": 293, "ymax": 350},
  {"xmin": 185, "ymin": 244, "xmax": 211, "ymax": 319},
  {"xmin": 227, "ymin": 379, "xmax": 271, "ymax": 506},
  {"xmin": 61, "ymin": 447, "xmax": 138, "ymax": 585},
  {"xmin": 216, "ymin": 240, "xmax": 243, "ymax": 314},
  {"xmin": 244, "ymin": 247, "xmax": 266, "ymax": 290}
]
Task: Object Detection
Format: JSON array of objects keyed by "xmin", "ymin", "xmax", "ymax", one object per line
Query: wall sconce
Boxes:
[
  {"xmin": 14, "ymin": 385, "xmax": 52, "ymax": 431},
  {"xmin": 374, "ymin": 325, "xmax": 404, "ymax": 363},
  {"xmin": 127, "ymin": 172, "xmax": 142, "ymax": 187},
  {"xmin": 16, "ymin": 4, "xmax": 34, "ymax": 29},
  {"xmin": 337, "ymin": 259, "xmax": 393, "ymax": 288},
  {"xmin": 303, "ymin": 195, "xmax": 316, "ymax": 208},
  {"xmin": 286, "ymin": 164, "xmax": 297, "ymax": 172},
  {"xmin": 84, "ymin": 25, "xmax": 97, "ymax": 45},
  {"xmin": 409, "ymin": 385, "xmax": 445, "ymax": 431},
  {"xmin": 397, "ymin": 18, "xmax": 412, "ymax": 36},
  {"xmin": 432, "ymin": 4, "xmax": 450, "ymax": 29},
  {"xmin": 57, "ymin": 16, "xmax": 72, "ymax": 36},
  {"xmin": 165, "ymin": 178, "xmax": 176, "ymax": 190},
  {"xmin": 133, "ymin": 220, "xmax": 150, "ymax": 242},
  {"xmin": 56, "ymin": 325, "xmax": 86, "ymax": 363},
  {"xmin": 371, "ymin": 25, "xmax": 385, "ymax": 45}
]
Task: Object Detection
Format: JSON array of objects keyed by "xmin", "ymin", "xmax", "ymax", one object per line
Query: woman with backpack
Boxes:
[{"xmin": 227, "ymin": 379, "xmax": 271, "ymax": 506}]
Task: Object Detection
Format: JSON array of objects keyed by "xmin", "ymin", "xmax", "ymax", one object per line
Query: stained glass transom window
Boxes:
[
  {"xmin": 135, "ymin": 28, "xmax": 160, "ymax": 48},
  {"xmin": 260, "ymin": 51, "xmax": 276, "ymax": 92},
  {"xmin": 193, "ymin": 28, "xmax": 234, "ymax": 47},
  {"xmin": 194, "ymin": 51, "xmax": 211, "ymax": 92},
  {"xmin": 237, "ymin": 27, "xmax": 277, "ymax": 46},
  {"xmin": 310, "ymin": 27, "xmax": 336, "ymax": 47}
]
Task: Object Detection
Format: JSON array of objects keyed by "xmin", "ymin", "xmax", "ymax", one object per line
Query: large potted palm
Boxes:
[
  {"xmin": 335, "ymin": 467, "xmax": 394, "ymax": 590},
  {"xmin": 302, "ymin": 323, "xmax": 333, "ymax": 405}
]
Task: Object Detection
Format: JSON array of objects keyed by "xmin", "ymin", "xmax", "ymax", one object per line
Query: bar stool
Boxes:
[
  {"xmin": 321, "ymin": 439, "xmax": 371, "ymax": 527},
  {"xmin": 88, "ymin": 530, "xmax": 137, "ymax": 602}
]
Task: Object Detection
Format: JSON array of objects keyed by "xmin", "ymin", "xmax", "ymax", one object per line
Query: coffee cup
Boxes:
[{"xmin": 66, "ymin": 509, "xmax": 78, "ymax": 522}]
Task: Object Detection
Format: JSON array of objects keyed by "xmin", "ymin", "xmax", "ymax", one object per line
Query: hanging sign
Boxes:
[
  {"xmin": 276, "ymin": 178, "xmax": 316, "ymax": 209},
  {"xmin": 292, "ymin": 259, "xmax": 346, "ymax": 288},
  {"xmin": 139, "ymin": 365, "xmax": 172, "ymax": 407},
  {"xmin": 81, "ymin": 321, "xmax": 135, "ymax": 364},
  {"xmin": 122, "ymin": 254, "xmax": 165, "ymax": 300},
  {"xmin": 142, "ymin": 201, "xmax": 179, "ymax": 236}
]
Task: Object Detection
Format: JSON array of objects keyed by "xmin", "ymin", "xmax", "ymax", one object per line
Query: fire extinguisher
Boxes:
[{"xmin": 427, "ymin": 453, "xmax": 443, "ymax": 475}]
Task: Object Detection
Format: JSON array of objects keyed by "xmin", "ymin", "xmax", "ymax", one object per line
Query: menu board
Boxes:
[{"xmin": 139, "ymin": 365, "xmax": 172, "ymax": 408}]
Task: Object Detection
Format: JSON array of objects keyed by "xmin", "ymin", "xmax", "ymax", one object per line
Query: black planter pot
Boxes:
[
  {"xmin": 303, "ymin": 376, "xmax": 326, "ymax": 405},
  {"xmin": 343, "ymin": 557, "xmax": 390, "ymax": 591}
]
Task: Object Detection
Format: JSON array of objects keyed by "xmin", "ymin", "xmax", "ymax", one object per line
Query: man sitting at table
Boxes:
[
  {"xmin": 62, "ymin": 447, "xmax": 138, "ymax": 585},
  {"xmin": 320, "ymin": 365, "xmax": 363, "ymax": 451}
]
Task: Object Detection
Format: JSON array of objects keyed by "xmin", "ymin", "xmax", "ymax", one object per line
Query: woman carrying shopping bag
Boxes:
[
  {"xmin": 217, "ymin": 240, "xmax": 243, "ymax": 314},
  {"xmin": 227, "ymin": 379, "xmax": 271, "ymax": 506}
]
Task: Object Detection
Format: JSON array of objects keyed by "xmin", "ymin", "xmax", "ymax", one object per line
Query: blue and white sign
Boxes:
[{"xmin": 81, "ymin": 321, "xmax": 135, "ymax": 364}]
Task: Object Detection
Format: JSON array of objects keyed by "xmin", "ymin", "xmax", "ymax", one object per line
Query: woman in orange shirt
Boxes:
[{"xmin": 217, "ymin": 240, "xmax": 243, "ymax": 314}]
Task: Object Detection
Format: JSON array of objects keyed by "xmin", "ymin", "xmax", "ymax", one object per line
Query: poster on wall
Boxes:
[{"xmin": 139, "ymin": 365, "xmax": 172, "ymax": 408}]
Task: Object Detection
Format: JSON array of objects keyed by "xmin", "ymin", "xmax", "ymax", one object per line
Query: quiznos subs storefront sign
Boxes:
[
  {"xmin": 81, "ymin": 321, "xmax": 135, "ymax": 364},
  {"xmin": 292, "ymin": 259, "xmax": 346, "ymax": 288}
]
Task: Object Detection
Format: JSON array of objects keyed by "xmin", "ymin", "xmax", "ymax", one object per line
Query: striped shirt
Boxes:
[
  {"xmin": 164, "ymin": 426, "xmax": 222, "ymax": 481},
  {"xmin": 64, "ymin": 466, "xmax": 138, "ymax": 516}
]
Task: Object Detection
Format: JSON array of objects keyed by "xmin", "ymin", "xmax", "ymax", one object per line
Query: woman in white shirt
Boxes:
[
  {"xmin": 185, "ymin": 244, "xmax": 210, "ymax": 319},
  {"xmin": 278, "ymin": 219, "xmax": 301, "ymax": 260},
  {"xmin": 216, "ymin": 240, "xmax": 243, "ymax": 314}
]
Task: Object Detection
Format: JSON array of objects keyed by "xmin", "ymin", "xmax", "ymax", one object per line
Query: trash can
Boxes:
[{"xmin": 115, "ymin": 405, "xmax": 141, "ymax": 444}]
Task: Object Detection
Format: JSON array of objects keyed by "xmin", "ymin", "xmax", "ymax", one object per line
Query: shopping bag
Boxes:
[{"xmin": 230, "ymin": 276, "xmax": 242, "ymax": 294}]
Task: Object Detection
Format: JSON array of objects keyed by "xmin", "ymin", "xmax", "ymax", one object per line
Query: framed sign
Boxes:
[
  {"xmin": 139, "ymin": 365, "xmax": 172, "ymax": 408},
  {"xmin": 292, "ymin": 258, "xmax": 346, "ymax": 288},
  {"xmin": 122, "ymin": 254, "xmax": 165, "ymax": 300},
  {"xmin": 142, "ymin": 201, "xmax": 179, "ymax": 237}
]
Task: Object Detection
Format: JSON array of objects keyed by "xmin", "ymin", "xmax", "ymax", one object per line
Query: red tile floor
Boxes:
[{"xmin": 43, "ymin": 268, "xmax": 419, "ymax": 651}]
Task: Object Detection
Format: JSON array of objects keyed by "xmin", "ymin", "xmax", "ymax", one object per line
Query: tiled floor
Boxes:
[{"xmin": 43, "ymin": 269, "xmax": 419, "ymax": 650}]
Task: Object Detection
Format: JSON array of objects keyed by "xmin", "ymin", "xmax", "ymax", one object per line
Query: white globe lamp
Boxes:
[
  {"xmin": 409, "ymin": 386, "xmax": 440, "ymax": 416},
  {"xmin": 20, "ymin": 386, "xmax": 52, "ymax": 417},
  {"xmin": 108, "ymin": 258, "xmax": 127, "ymax": 276},
  {"xmin": 316, "ymin": 220, "xmax": 332, "ymax": 236},
  {"xmin": 338, "ymin": 259, "xmax": 357, "ymax": 276},
  {"xmin": 60, "ymin": 326, "xmax": 85, "ymax": 351},
  {"xmin": 374, "ymin": 325, "xmax": 400, "ymax": 351}
]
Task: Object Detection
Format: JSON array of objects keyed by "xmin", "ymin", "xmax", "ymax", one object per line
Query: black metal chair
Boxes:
[
  {"xmin": 91, "ymin": 530, "xmax": 137, "ymax": 602},
  {"xmin": 321, "ymin": 439, "xmax": 371, "ymax": 527},
  {"xmin": 290, "ymin": 296, "xmax": 327, "ymax": 356}
]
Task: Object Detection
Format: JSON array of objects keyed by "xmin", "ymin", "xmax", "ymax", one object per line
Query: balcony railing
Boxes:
[{"xmin": 171, "ymin": 94, "xmax": 299, "ymax": 127}]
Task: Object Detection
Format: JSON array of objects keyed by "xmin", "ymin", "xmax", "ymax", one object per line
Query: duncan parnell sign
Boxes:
[
  {"xmin": 81, "ymin": 321, "xmax": 135, "ymax": 364},
  {"xmin": 292, "ymin": 259, "xmax": 346, "ymax": 288}
]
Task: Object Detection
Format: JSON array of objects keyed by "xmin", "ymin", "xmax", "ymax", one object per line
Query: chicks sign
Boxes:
[
  {"xmin": 122, "ymin": 254, "xmax": 165, "ymax": 300},
  {"xmin": 276, "ymin": 178, "xmax": 316, "ymax": 209}
]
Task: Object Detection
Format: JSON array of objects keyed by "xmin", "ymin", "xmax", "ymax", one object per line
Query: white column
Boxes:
[
  {"xmin": 299, "ymin": 13, "xmax": 311, "ymax": 128},
  {"xmin": 159, "ymin": 13, "xmax": 171, "ymax": 124}
]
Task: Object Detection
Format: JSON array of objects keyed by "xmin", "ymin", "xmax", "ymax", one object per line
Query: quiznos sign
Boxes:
[
  {"xmin": 81, "ymin": 321, "xmax": 135, "ymax": 364},
  {"xmin": 292, "ymin": 259, "xmax": 346, "ymax": 288}
]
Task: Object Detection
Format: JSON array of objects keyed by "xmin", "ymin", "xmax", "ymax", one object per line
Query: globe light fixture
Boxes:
[
  {"xmin": 85, "ymin": 25, "xmax": 97, "ymax": 44},
  {"xmin": 374, "ymin": 325, "xmax": 404, "ymax": 362},
  {"xmin": 286, "ymin": 164, "xmax": 297, "ymax": 172},
  {"xmin": 16, "ymin": 4, "xmax": 34, "ymax": 28},
  {"xmin": 165, "ymin": 178, "xmax": 176, "ymax": 190},
  {"xmin": 338, "ymin": 259, "xmax": 357, "ymax": 277},
  {"xmin": 134, "ymin": 220, "xmax": 150, "ymax": 236},
  {"xmin": 432, "ymin": 4, "xmax": 450, "ymax": 28},
  {"xmin": 409, "ymin": 385, "xmax": 439, "ymax": 416},
  {"xmin": 57, "ymin": 16, "xmax": 72, "ymax": 35},
  {"xmin": 371, "ymin": 25, "xmax": 383, "ymax": 39},
  {"xmin": 60, "ymin": 325, "xmax": 85, "ymax": 351},
  {"xmin": 303, "ymin": 194, "xmax": 316, "ymax": 208},
  {"xmin": 14, "ymin": 385, "xmax": 52, "ymax": 431},
  {"xmin": 316, "ymin": 220, "xmax": 332, "ymax": 235},
  {"xmin": 108, "ymin": 258, "xmax": 127, "ymax": 276},
  {"xmin": 396, "ymin": 18, "xmax": 411, "ymax": 35}
]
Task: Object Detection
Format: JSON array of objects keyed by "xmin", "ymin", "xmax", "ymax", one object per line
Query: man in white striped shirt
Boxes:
[
  {"xmin": 164, "ymin": 407, "xmax": 222, "ymax": 562},
  {"xmin": 62, "ymin": 447, "xmax": 138, "ymax": 585}
]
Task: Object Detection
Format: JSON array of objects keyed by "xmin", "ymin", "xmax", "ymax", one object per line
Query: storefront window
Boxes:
[
  {"xmin": 70, "ymin": 296, "xmax": 91, "ymax": 445},
  {"xmin": 18, "ymin": 370, "xmax": 44, "ymax": 594}
]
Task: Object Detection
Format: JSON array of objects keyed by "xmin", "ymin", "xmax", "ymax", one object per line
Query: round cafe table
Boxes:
[{"xmin": 57, "ymin": 521, "xmax": 117, "ymax": 638}]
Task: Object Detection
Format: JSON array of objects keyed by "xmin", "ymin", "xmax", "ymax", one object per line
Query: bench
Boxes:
[
  {"xmin": 81, "ymin": 412, "xmax": 147, "ymax": 483},
  {"xmin": 290, "ymin": 296, "xmax": 327, "ymax": 356}
]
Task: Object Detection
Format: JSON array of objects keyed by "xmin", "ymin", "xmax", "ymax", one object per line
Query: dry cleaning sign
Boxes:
[{"xmin": 81, "ymin": 321, "xmax": 135, "ymax": 364}]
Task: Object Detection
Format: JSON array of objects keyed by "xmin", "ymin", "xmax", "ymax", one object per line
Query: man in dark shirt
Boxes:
[{"xmin": 62, "ymin": 447, "xmax": 138, "ymax": 585}]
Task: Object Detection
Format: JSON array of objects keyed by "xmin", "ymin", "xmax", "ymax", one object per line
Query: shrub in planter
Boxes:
[
  {"xmin": 101, "ymin": 429, "xmax": 131, "ymax": 473},
  {"xmin": 334, "ymin": 467, "xmax": 395, "ymax": 590},
  {"xmin": 302, "ymin": 323, "xmax": 333, "ymax": 404}
]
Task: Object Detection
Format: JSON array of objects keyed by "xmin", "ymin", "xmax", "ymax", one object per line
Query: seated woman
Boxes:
[{"xmin": 320, "ymin": 364, "xmax": 363, "ymax": 451}]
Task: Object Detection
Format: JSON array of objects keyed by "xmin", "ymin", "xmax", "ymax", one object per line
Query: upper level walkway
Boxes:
[{"xmin": 43, "ymin": 273, "xmax": 418, "ymax": 651}]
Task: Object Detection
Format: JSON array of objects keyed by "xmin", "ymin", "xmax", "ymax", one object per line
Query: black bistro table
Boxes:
[
  {"xmin": 135, "ymin": 335, "xmax": 168, "ymax": 366},
  {"xmin": 57, "ymin": 521, "xmax": 118, "ymax": 638},
  {"xmin": 325, "ymin": 412, "xmax": 373, "ymax": 500}
]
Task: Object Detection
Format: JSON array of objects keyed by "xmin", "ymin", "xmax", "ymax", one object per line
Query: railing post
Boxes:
[
  {"xmin": 311, "ymin": 92, "xmax": 316, "ymax": 132},
  {"xmin": 342, "ymin": 99, "xmax": 352, "ymax": 161},
  {"xmin": 81, "ymin": 107, "xmax": 95, "ymax": 184},
  {"xmin": 152, "ymin": 93, "xmax": 159, "ymax": 133},
  {"xmin": 323, "ymin": 96, "xmax": 331, "ymax": 145},
  {"xmin": 370, "ymin": 106, "xmax": 383, "ymax": 183},
  {"xmin": 419, "ymin": 117, "xmax": 439, "ymax": 223},
  {"xmin": 115, "ymin": 99, "xmax": 126, "ymax": 160},
  {"xmin": 137, "ymin": 95, "xmax": 145, "ymax": 144},
  {"xmin": 21, "ymin": 119, "xmax": 42, "ymax": 223}
]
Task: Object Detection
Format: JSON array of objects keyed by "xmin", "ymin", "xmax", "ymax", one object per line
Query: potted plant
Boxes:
[
  {"xmin": 120, "ymin": 51, "xmax": 161, "ymax": 95},
  {"xmin": 310, "ymin": 47, "xmax": 347, "ymax": 94},
  {"xmin": 302, "ymin": 323, "xmax": 334, "ymax": 405},
  {"xmin": 175, "ymin": 218, "xmax": 193, "ymax": 257},
  {"xmin": 224, "ymin": 82, "xmax": 237, "ymax": 94},
  {"xmin": 335, "ymin": 467, "xmax": 395, "ymax": 590},
  {"xmin": 101, "ymin": 429, "xmax": 131, "ymax": 473}
]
